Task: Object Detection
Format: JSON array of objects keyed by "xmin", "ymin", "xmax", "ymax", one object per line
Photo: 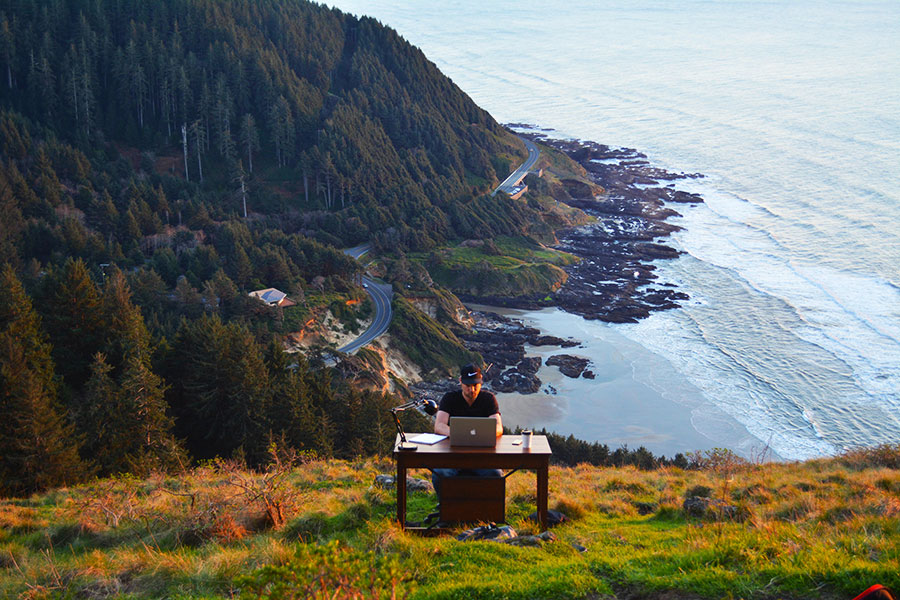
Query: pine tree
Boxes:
[
  {"xmin": 41, "ymin": 258, "xmax": 104, "ymax": 389},
  {"xmin": 81, "ymin": 352, "xmax": 184, "ymax": 477},
  {"xmin": 238, "ymin": 113, "xmax": 259, "ymax": 173},
  {"xmin": 100, "ymin": 268, "xmax": 152, "ymax": 371},
  {"xmin": 116, "ymin": 352, "xmax": 184, "ymax": 474},
  {"xmin": 0, "ymin": 264, "xmax": 86, "ymax": 496},
  {"xmin": 167, "ymin": 315, "xmax": 270, "ymax": 463},
  {"xmin": 269, "ymin": 95, "xmax": 294, "ymax": 168}
]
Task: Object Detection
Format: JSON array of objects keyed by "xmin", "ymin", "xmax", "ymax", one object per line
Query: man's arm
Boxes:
[
  {"xmin": 492, "ymin": 412, "xmax": 503, "ymax": 436},
  {"xmin": 434, "ymin": 410, "xmax": 451, "ymax": 436}
]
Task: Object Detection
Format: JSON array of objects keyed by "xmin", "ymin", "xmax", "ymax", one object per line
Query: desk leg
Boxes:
[
  {"xmin": 537, "ymin": 464, "xmax": 549, "ymax": 531},
  {"xmin": 396, "ymin": 458, "xmax": 407, "ymax": 529}
]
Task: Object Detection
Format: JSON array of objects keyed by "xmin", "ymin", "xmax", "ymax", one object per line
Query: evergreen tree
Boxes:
[
  {"xmin": 81, "ymin": 352, "xmax": 184, "ymax": 477},
  {"xmin": 41, "ymin": 258, "xmax": 104, "ymax": 389},
  {"xmin": 269, "ymin": 95, "xmax": 294, "ymax": 168},
  {"xmin": 0, "ymin": 14, "xmax": 15, "ymax": 90},
  {"xmin": 0, "ymin": 264, "xmax": 86, "ymax": 496},
  {"xmin": 167, "ymin": 315, "xmax": 270, "ymax": 463},
  {"xmin": 100, "ymin": 268, "xmax": 152, "ymax": 370},
  {"xmin": 238, "ymin": 113, "xmax": 259, "ymax": 173}
]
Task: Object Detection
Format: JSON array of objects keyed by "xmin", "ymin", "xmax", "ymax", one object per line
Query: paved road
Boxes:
[
  {"xmin": 344, "ymin": 243, "xmax": 372, "ymax": 261},
  {"xmin": 338, "ymin": 244, "xmax": 393, "ymax": 354},
  {"xmin": 493, "ymin": 135, "xmax": 540, "ymax": 196},
  {"xmin": 338, "ymin": 132, "xmax": 540, "ymax": 354}
]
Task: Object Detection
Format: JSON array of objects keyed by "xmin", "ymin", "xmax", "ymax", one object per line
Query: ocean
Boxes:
[{"xmin": 327, "ymin": 0, "xmax": 900, "ymax": 460}]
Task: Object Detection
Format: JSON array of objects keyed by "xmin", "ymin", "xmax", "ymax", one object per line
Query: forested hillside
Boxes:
[
  {"xmin": 0, "ymin": 0, "xmax": 553, "ymax": 497},
  {"xmin": 0, "ymin": 0, "xmax": 537, "ymax": 253}
]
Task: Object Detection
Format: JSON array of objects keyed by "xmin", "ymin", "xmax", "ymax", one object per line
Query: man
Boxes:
[{"xmin": 431, "ymin": 363, "xmax": 503, "ymax": 501}]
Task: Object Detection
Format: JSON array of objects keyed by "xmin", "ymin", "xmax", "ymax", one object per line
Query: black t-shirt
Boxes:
[{"xmin": 438, "ymin": 389, "xmax": 499, "ymax": 418}]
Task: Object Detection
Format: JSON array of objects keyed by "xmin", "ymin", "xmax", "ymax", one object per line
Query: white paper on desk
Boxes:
[{"xmin": 407, "ymin": 433, "xmax": 447, "ymax": 445}]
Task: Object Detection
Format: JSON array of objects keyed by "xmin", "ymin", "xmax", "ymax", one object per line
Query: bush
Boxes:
[
  {"xmin": 685, "ymin": 448, "xmax": 748, "ymax": 472},
  {"xmin": 840, "ymin": 444, "xmax": 900, "ymax": 470}
]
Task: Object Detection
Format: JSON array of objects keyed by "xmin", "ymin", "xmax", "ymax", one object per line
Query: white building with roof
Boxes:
[{"xmin": 248, "ymin": 288, "xmax": 294, "ymax": 307}]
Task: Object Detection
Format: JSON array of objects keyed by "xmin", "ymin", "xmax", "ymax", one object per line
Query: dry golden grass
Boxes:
[{"xmin": 0, "ymin": 451, "xmax": 898, "ymax": 599}]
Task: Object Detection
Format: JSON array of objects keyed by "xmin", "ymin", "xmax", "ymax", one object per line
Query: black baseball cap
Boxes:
[{"xmin": 460, "ymin": 363, "xmax": 483, "ymax": 385}]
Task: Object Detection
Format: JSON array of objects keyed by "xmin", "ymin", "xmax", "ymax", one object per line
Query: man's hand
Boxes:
[{"xmin": 434, "ymin": 410, "xmax": 451, "ymax": 436}]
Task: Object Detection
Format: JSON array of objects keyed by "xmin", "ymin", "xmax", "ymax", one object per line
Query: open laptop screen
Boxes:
[{"xmin": 449, "ymin": 416, "xmax": 497, "ymax": 447}]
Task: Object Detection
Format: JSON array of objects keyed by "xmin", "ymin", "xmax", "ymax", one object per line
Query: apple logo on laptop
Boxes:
[{"xmin": 470, "ymin": 429, "xmax": 476, "ymax": 436}]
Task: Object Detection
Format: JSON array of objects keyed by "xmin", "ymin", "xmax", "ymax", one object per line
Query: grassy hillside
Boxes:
[{"xmin": 1, "ymin": 447, "xmax": 897, "ymax": 599}]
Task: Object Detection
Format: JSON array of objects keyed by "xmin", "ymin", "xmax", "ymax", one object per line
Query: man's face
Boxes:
[{"xmin": 461, "ymin": 381, "xmax": 481, "ymax": 403}]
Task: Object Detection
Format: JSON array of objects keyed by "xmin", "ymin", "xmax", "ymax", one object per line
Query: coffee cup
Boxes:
[{"xmin": 522, "ymin": 430, "xmax": 533, "ymax": 449}]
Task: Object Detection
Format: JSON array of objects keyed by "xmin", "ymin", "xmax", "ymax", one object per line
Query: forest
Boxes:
[{"xmin": 0, "ymin": 0, "xmax": 653, "ymax": 497}]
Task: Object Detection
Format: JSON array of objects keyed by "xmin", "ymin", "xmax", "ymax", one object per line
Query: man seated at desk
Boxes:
[{"xmin": 431, "ymin": 363, "xmax": 503, "ymax": 502}]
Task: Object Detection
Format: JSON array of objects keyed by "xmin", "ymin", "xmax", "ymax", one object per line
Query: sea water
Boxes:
[{"xmin": 327, "ymin": 0, "xmax": 900, "ymax": 460}]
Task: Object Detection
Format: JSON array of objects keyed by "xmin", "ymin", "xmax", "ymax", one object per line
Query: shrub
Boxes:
[
  {"xmin": 685, "ymin": 448, "xmax": 748, "ymax": 472},
  {"xmin": 840, "ymin": 444, "xmax": 900, "ymax": 470},
  {"xmin": 282, "ymin": 513, "xmax": 331, "ymax": 542}
]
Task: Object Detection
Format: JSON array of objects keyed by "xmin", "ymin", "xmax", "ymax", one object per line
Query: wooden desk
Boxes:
[{"xmin": 394, "ymin": 434, "xmax": 552, "ymax": 530}]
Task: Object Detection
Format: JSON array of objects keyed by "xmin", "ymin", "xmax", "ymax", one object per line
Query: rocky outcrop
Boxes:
[
  {"xmin": 409, "ymin": 310, "xmax": 580, "ymax": 401},
  {"xmin": 406, "ymin": 288, "xmax": 476, "ymax": 329},
  {"xmin": 528, "ymin": 335, "xmax": 579, "ymax": 348},
  {"xmin": 491, "ymin": 356, "xmax": 542, "ymax": 394},
  {"xmin": 560, "ymin": 178, "xmax": 594, "ymax": 199},
  {"xmin": 486, "ymin": 131, "xmax": 705, "ymax": 323},
  {"xmin": 546, "ymin": 354, "xmax": 590, "ymax": 378}
]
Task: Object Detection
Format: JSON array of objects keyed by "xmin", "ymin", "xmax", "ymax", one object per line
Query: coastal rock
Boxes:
[
  {"xmin": 410, "ymin": 311, "xmax": 553, "ymax": 400},
  {"xmin": 517, "ymin": 356, "xmax": 542, "ymax": 375},
  {"xmin": 497, "ymin": 132, "xmax": 706, "ymax": 324},
  {"xmin": 528, "ymin": 335, "xmax": 579, "ymax": 348},
  {"xmin": 546, "ymin": 355, "xmax": 590, "ymax": 378},
  {"xmin": 491, "ymin": 368, "xmax": 541, "ymax": 394},
  {"xmin": 560, "ymin": 178, "xmax": 594, "ymax": 199}
]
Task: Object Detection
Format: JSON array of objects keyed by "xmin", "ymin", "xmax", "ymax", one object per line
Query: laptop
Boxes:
[{"xmin": 449, "ymin": 416, "xmax": 498, "ymax": 447}]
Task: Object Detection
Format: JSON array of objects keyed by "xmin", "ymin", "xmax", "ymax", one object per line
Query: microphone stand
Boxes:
[{"xmin": 391, "ymin": 399, "xmax": 438, "ymax": 451}]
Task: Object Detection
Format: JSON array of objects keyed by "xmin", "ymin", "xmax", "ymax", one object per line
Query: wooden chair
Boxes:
[{"xmin": 439, "ymin": 475, "xmax": 506, "ymax": 523}]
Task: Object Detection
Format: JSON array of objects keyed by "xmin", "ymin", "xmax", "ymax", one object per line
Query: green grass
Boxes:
[
  {"xmin": 411, "ymin": 236, "xmax": 578, "ymax": 298},
  {"xmin": 424, "ymin": 236, "xmax": 578, "ymax": 270},
  {"xmin": 1, "ymin": 450, "xmax": 899, "ymax": 599},
  {"xmin": 388, "ymin": 295, "xmax": 481, "ymax": 377}
]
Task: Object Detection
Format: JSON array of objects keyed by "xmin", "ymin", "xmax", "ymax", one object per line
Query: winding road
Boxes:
[
  {"xmin": 493, "ymin": 135, "xmax": 540, "ymax": 196},
  {"xmin": 338, "ymin": 244, "xmax": 393, "ymax": 354},
  {"xmin": 337, "ymin": 135, "xmax": 540, "ymax": 353}
]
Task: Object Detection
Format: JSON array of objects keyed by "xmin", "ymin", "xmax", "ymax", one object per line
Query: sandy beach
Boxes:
[{"xmin": 469, "ymin": 304, "xmax": 773, "ymax": 459}]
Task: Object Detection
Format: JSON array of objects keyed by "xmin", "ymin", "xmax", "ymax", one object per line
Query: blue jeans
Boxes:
[{"xmin": 431, "ymin": 468, "xmax": 503, "ymax": 503}]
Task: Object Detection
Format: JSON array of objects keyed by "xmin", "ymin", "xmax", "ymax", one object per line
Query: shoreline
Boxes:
[
  {"xmin": 466, "ymin": 127, "xmax": 705, "ymax": 323},
  {"xmin": 412, "ymin": 130, "xmax": 776, "ymax": 459},
  {"xmin": 469, "ymin": 304, "xmax": 776, "ymax": 460}
]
